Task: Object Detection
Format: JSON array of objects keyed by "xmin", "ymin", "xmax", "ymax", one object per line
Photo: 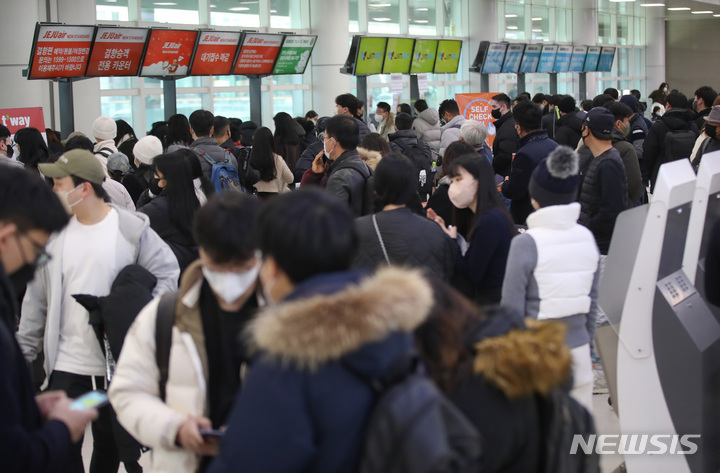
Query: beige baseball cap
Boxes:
[{"xmin": 38, "ymin": 149, "xmax": 106, "ymax": 185}]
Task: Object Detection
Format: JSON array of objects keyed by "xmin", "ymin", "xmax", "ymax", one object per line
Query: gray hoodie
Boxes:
[
  {"xmin": 17, "ymin": 205, "xmax": 180, "ymax": 388},
  {"xmin": 413, "ymin": 108, "xmax": 442, "ymax": 151}
]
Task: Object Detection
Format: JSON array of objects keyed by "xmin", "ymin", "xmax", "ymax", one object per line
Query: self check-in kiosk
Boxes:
[{"xmin": 599, "ymin": 158, "xmax": 720, "ymax": 473}]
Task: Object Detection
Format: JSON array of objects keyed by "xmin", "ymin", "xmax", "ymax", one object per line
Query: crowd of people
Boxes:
[{"xmin": 1, "ymin": 81, "xmax": 720, "ymax": 473}]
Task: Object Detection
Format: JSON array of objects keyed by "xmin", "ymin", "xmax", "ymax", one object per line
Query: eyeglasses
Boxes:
[{"xmin": 15, "ymin": 231, "xmax": 51, "ymax": 267}]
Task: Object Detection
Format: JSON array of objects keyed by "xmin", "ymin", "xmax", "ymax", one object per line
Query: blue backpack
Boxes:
[{"xmin": 194, "ymin": 147, "xmax": 244, "ymax": 193}]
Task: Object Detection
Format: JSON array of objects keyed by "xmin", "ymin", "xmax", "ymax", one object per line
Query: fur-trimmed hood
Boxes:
[
  {"xmin": 248, "ymin": 267, "xmax": 433, "ymax": 370},
  {"xmin": 472, "ymin": 319, "xmax": 572, "ymax": 399},
  {"xmin": 357, "ymin": 147, "xmax": 383, "ymax": 170}
]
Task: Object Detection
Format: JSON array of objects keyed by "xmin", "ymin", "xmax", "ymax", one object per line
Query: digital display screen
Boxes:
[
  {"xmin": 481, "ymin": 42, "xmax": 507, "ymax": 74},
  {"xmin": 139, "ymin": 29, "xmax": 198, "ymax": 77},
  {"xmin": 354, "ymin": 36, "xmax": 387, "ymax": 75},
  {"xmin": 501, "ymin": 44, "xmax": 525, "ymax": 74},
  {"xmin": 584, "ymin": 46, "xmax": 601, "ymax": 72},
  {"xmin": 86, "ymin": 27, "xmax": 148, "ymax": 77},
  {"xmin": 410, "ymin": 39, "xmax": 438, "ymax": 74},
  {"xmin": 233, "ymin": 33, "xmax": 284, "ymax": 75},
  {"xmin": 28, "ymin": 23, "xmax": 95, "ymax": 79},
  {"xmin": 519, "ymin": 44, "xmax": 541, "ymax": 73},
  {"xmin": 568, "ymin": 46, "xmax": 588, "ymax": 73},
  {"xmin": 189, "ymin": 31, "xmax": 240, "ymax": 76},
  {"xmin": 537, "ymin": 45, "xmax": 557, "ymax": 73},
  {"xmin": 382, "ymin": 37, "xmax": 415, "ymax": 74},
  {"xmin": 434, "ymin": 39, "xmax": 462, "ymax": 74},
  {"xmin": 553, "ymin": 45, "xmax": 573, "ymax": 73},
  {"xmin": 597, "ymin": 47, "xmax": 616, "ymax": 72},
  {"xmin": 272, "ymin": 35, "xmax": 316, "ymax": 75}
]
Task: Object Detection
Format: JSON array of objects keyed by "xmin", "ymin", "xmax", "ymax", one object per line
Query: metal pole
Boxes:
[
  {"xmin": 163, "ymin": 79, "xmax": 177, "ymax": 121},
  {"xmin": 549, "ymin": 73, "xmax": 558, "ymax": 95},
  {"xmin": 579, "ymin": 72, "xmax": 587, "ymax": 101},
  {"xmin": 58, "ymin": 81, "xmax": 75, "ymax": 139},
  {"xmin": 410, "ymin": 75, "xmax": 419, "ymax": 103},
  {"xmin": 249, "ymin": 77, "xmax": 262, "ymax": 125},
  {"xmin": 356, "ymin": 75, "xmax": 368, "ymax": 123},
  {"xmin": 480, "ymin": 74, "xmax": 489, "ymax": 93},
  {"xmin": 517, "ymin": 73, "xmax": 526, "ymax": 96}
]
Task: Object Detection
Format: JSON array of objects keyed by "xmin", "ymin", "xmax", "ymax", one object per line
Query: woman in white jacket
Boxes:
[
  {"xmin": 248, "ymin": 127, "xmax": 293, "ymax": 199},
  {"xmin": 500, "ymin": 146, "xmax": 600, "ymax": 413}
]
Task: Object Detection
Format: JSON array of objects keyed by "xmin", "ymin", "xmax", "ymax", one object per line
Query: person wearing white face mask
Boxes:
[
  {"xmin": 374, "ymin": 101, "xmax": 395, "ymax": 142},
  {"xmin": 109, "ymin": 192, "xmax": 262, "ymax": 473},
  {"xmin": 427, "ymin": 154, "xmax": 516, "ymax": 306}
]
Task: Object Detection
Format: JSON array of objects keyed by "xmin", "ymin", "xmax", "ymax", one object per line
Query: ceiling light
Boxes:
[
  {"xmin": 105, "ymin": 0, "xmax": 118, "ymax": 3},
  {"xmin": 210, "ymin": 3, "xmax": 216, "ymax": 6},
  {"xmin": 229, "ymin": 6, "xmax": 249, "ymax": 10},
  {"xmin": 270, "ymin": 9, "xmax": 277, "ymax": 13},
  {"xmin": 692, "ymin": 10, "xmax": 713, "ymax": 14},
  {"xmin": 507, "ymin": 26, "xmax": 518, "ymax": 29},
  {"xmin": 505, "ymin": 14, "xmax": 518, "ymax": 18},
  {"xmin": 667, "ymin": 7, "xmax": 690, "ymax": 10},
  {"xmin": 416, "ymin": 7, "xmax": 429, "ymax": 11},
  {"xmin": 609, "ymin": 0, "xmax": 635, "ymax": 2},
  {"xmin": 714, "ymin": 14, "xmax": 720, "ymax": 17},
  {"xmin": 371, "ymin": 3, "xmax": 392, "ymax": 6},
  {"xmin": 372, "ymin": 17, "xmax": 391, "ymax": 21},
  {"xmin": 414, "ymin": 20, "xmax": 429, "ymax": 23},
  {"xmin": 532, "ymin": 28, "xmax": 542, "ymax": 32},
  {"xmin": 532, "ymin": 17, "xmax": 542, "ymax": 20},
  {"xmin": 640, "ymin": 3, "xmax": 665, "ymax": 6},
  {"xmin": 153, "ymin": 2, "xmax": 177, "ymax": 5}
]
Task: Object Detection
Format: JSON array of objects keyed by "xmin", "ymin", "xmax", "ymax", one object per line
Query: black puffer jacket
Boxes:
[
  {"xmin": 352, "ymin": 207, "xmax": 457, "ymax": 280},
  {"xmin": 138, "ymin": 196, "xmax": 199, "ymax": 274},
  {"xmin": 578, "ymin": 147, "xmax": 627, "ymax": 254},
  {"xmin": 553, "ymin": 112, "xmax": 584, "ymax": 149},
  {"xmin": 492, "ymin": 112, "xmax": 519, "ymax": 177},
  {"xmin": 643, "ymin": 108, "xmax": 699, "ymax": 190},
  {"xmin": 295, "ymin": 141, "xmax": 323, "ymax": 183},
  {"xmin": 355, "ymin": 117, "xmax": 370, "ymax": 143},
  {"xmin": 326, "ymin": 149, "xmax": 371, "ymax": 217}
]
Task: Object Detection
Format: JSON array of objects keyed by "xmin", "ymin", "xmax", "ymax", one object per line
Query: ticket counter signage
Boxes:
[
  {"xmin": 272, "ymin": 35, "xmax": 317, "ymax": 75},
  {"xmin": 190, "ymin": 31, "xmax": 241, "ymax": 76},
  {"xmin": 139, "ymin": 29, "xmax": 198, "ymax": 77},
  {"xmin": 27, "ymin": 23, "xmax": 95, "ymax": 79},
  {"xmin": 86, "ymin": 27, "xmax": 149, "ymax": 77},
  {"xmin": 233, "ymin": 33, "xmax": 284, "ymax": 76}
]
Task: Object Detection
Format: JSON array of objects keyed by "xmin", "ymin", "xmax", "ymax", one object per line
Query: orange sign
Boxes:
[
  {"xmin": 190, "ymin": 31, "xmax": 240, "ymax": 76},
  {"xmin": 233, "ymin": 34, "xmax": 283, "ymax": 76},
  {"xmin": 86, "ymin": 27, "xmax": 148, "ymax": 77},
  {"xmin": 28, "ymin": 24, "xmax": 94, "ymax": 79},
  {"xmin": 140, "ymin": 29, "xmax": 198, "ymax": 77},
  {"xmin": 455, "ymin": 93, "xmax": 501, "ymax": 148},
  {"xmin": 0, "ymin": 107, "xmax": 46, "ymax": 135}
]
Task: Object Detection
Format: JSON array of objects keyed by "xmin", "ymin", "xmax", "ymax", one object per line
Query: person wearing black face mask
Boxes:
[
  {"xmin": 0, "ymin": 125, "xmax": 23, "ymax": 169},
  {"xmin": 692, "ymin": 105, "xmax": 720, "ymax": 169},
  {"xmin": 0, "ymin": 166, "xmax": 102, "ymax": 473},
  {"xmin": 490, "ymin": 93, "xmax": 519, "ymax": 178}
]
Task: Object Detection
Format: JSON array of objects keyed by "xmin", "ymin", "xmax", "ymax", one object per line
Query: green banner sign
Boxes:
[{"xmin": 272, "ymin": 35, "xmax": 317, "ymax": 75}]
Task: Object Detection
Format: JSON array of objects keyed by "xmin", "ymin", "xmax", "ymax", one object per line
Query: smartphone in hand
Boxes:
[{"xmin": 70, "ymin": 391, "xmax": 109, "ymax": 411}]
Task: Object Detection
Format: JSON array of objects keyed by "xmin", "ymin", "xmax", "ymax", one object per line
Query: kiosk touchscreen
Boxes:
[
  {"xmin": 599, "ymin": 159, "xmax": 720, "ymax": 473},
  {"xmin": 410, "ymin": 39, "xmax": 438, "ymax": 74},
  {"xmin": 28, "ymin": 23, "xmax": 95, "ymax": 79},
  {"xmin": 86, "ymin": 27, "xmax": 148, "ymax": 77},
  {"xmin": 501, "ymin": 44, "xmax": 524, "ymax": 74},
  {"xmin": 139, "ymin": 29, "xmax": 198, "ymax": 77},
  {"xmin": 383, "ymin": 38, "xmax": 414, "ymax": 74},
  {"xmin": 518, "ymin": 44, "xmax": 541, "ymax": 73},
  {"xmin": 189, "ymin": 31, "xmax": 240, "ymax": 76}
]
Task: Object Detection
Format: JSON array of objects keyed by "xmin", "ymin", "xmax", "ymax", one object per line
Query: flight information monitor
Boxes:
[
  {"xmin": 434, "ymin": 39, "xmax": 462, "ymax": 74},
  {"xmin": 383, "ymin": 37, "xmax": 415, "ymax": 74},
  {"xmin": 584, "ymin": 46, "xmax": 601, "ymax": 71},
  {"xmin": 189, "ymin": 31, "xmax": 240, "ymax": 76},
  {"xmin": 568, "ymin": 46, "xmax": 588, "ymax": 73},
  {"xmin": 28, "ymin": 23, "xmax": 95, "ymax": 79},
  {"xmin": 481, "ymin": 42, "xmax": 507, "ymax": 74},
  {"xmin": 354, "ymin": 36, "xmax": 387, "ymax": 75},
  {"xmin": 553, "ymin": 45, "xmax": 573, "ymax": 73},
  {"xmin": 501, "ymin": 44, "xmax": 525, "ymax": 74},
  {"xmin": 537, "ymin": 45, "xmax": 557, "ymax": 73},
  {"xmin": 410, "ymin": 39, "xmax": 438, "ymax": 74},
  {"xmin": 597, "ymin": 47, "xmax": 616, "ymax": 72},
  {"xmin": 233, "ymin": 33, "xmax": 284, "ymax": 76},
  {"xmin": 139, "ymin": 29, "xmax": 198, "ymax": 77},
  {"xmin": 272, "ymin": 35, "xmax": 316, "ymax": 75},
  {"xmin": 86, "ymin": 27, "xmax": 148, "ymax": 77},
  {"xmin": 519, "ymin": 44, "xmax": 541, "ymax": 73}
]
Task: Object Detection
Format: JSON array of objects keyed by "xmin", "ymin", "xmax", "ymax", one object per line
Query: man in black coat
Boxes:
[
  {"xmin": 335, "ymin": 93, "xmax": 370, "ymax": 143},
  {"xmin": 693, "ymin": 86, "xmax": 718, "ymax": 130},
  {"xmin": 0, "ymin": 167, "xmax": 97, "ymax": 473},
  {"xmin": 491, "ymin": 93, "xmax": 519, "ymax": 177},
  {"xmin": 554, "ymin": 96, "xmax": 584, "ymax": 150},
  {"xmin": 213, "ymin": 116, "xmax": 260, "ymax": 190}
]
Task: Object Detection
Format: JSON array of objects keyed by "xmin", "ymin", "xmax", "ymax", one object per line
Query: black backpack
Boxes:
[
  {"xmin": 155, "ymin": 291, "xmax": 178, "ymax": 401},
  {"xmin": 662, "ymin": 122, "xmax": 697, "ymax": 165},
  {"xmin": 332, "ymin": 159, "xmax": 375, "ymax": 216},
  {"xmin": 345, "ymin": 355, "xmax": 482, "ymax": 473},
  {"xmin": 392, "ymin": 140, "xmax": 434, "ymax": 200}
]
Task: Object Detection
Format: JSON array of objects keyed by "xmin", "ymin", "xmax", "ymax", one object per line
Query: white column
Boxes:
[
  {"xmin": 308, "ymin": 0, "xmax": 351, "ymax": 115},
  {"xmin": 0, "ymin": 0, "xmax": 55, "ymax": 129},
  {"xmin": 467, "ymin": 0, "xmax": 498, "ymax": 93},
  {"xmin": 572, "ymin": 0, "xmax": 598, "ymax": 99},
  {"xmin": 646, "ymin": 10, "xmax": 665, "ymax": 93}
]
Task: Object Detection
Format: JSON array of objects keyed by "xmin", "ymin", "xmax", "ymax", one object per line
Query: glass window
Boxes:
[
  {"xmin": 444, "ymin": 0, "xmax": 464, "ymax": 37},
  {"xmin": 211, "ymin": 0, "xmax": 260, "ymax": 27},
  {"xmin": 213, "ymin": 76, "xmax": 250, "ymax": 87},
  {"xmin": 409, "ymin": 0, "xmax": 437, "ymax": 35},
  {"xmin": 616, "ymin": 15, "xmax": 629, "ymax": 46},
  {"xmin": 598, "ymin": 13, "xmax": 611, "ymax": 44},
  {"xmin": 349, "ymin": 0, "xmax": 359, "ymax": 33},
  {"xmin": 271, "ymin": 0, "xmax": 304, "ymax": 29},
  {"xmin": 96, "ymin": 0, "xmax": 129, "ymax": 21},
  {"xmin": 214, "ymin": 92, "xmax": 251, "ymax": 121},
  {"xmin": 145, "ymin": 95, "xmax": 165, "ymax": 128},
  {"xmin": 101, "ymin": 96, "xmax": 133, "ymax": 128},
  {"xmin": 144, "ymin": 78, "xmax": 164, "ymax": 89},
  {"xmin": 504, "ymin": 3, "xmax": 526, "ymax": 41},
  {"xmin": 141, "ymin": 0, "xmax": 199, "ymax": 24},
  {"xmin": 272, "ymin": 89, "xmax": 305, "ymax": 118},
  {"xmin": 176, "ymin": 77, "xmax": 203, "ymax": 88},
  {"xmin": 368, "ymin": 0, "xmax": 400, "ymax": 34},
  {"xmin": 617, "ymin": 48, "xmax": 629, "ymax": 77},
  {"xmin": 555, "ymin": 8, "xmax": 571, "ymax": 43},
  {"xmin": 634, "ymin": 16, "xmax": 645, "ymax": 46},
  {"xmin": 177, "ymin": 93, "xmax": 203, "ymax": 117},
  {"xmin": 100, "ymin": 77, "xmax": 133, "ymax": 90},
  {"xmin": 531, "ymin": 6, "xmax": 550, "ymax": 42},
  {"xmin": 634, "ymin": 48, "xmax": 645, "ymax": 78}
]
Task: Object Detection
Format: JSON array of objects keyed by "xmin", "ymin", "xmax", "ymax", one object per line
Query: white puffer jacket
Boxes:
[{"xmin": 413, "ymin": 108, "xmax": 442, "ymax": 151}]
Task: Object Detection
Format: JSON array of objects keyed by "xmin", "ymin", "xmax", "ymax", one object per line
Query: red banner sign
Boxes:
[
  {"xmin": 455, "ymin": 93, "xmax": 501, "ymax": 149},
  {"xmin": 233, "ymin": 34, "xmax": 283, "ymax": 76},
  {"xmin": 0, "ymin": 107, "xmax": 47, "ymax": 135},
  {"xmin": 86, "ymin": 27, "xmax": 148, "ymax": 77},
  {"xmin": 140, "ymin": 29, "xmax": 198, "ymax": 77},
  {"xmin": 190, "ymin": 31, "xmax": 240, "ymax": 76},
  {"xmin": 28, "ymin": 24, "xmax": 94, "ymax": 79}
]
